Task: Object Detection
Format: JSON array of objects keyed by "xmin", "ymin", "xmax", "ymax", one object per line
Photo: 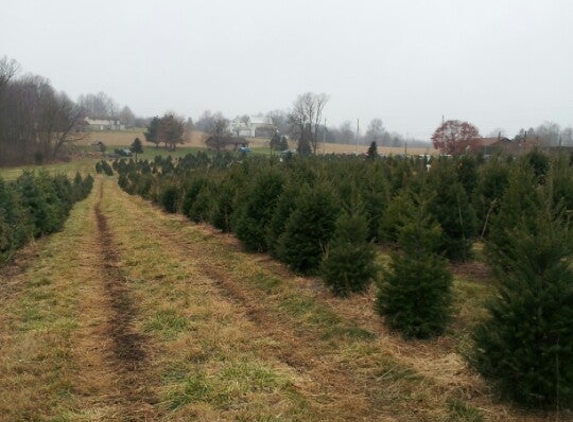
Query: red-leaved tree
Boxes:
[{"xmin": 431, "ymin": 120, "xmax": 481, "ymax": 155}]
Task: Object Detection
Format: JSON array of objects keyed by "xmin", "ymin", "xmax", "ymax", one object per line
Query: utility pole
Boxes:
[{"xmin": 355, "ymin": 118, "xmax": 360, "ymax": 154}]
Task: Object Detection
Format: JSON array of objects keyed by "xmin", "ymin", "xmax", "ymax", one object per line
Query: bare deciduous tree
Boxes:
[
  {"xmin": 288, "ymin": 92, "xmax": 329, "ymax": 155},
  {"xmin": 266, "ymin": 109, "xmax": 289, "ymax": 135},
  {"xmin": 365, "ymin": 118, "xmax": 385, "ymax": 145}
]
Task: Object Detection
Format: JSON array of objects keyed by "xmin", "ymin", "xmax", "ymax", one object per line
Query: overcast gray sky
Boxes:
[{"xmin": 2, "ymin": 0, "xmax": 572, "ymax": 139}]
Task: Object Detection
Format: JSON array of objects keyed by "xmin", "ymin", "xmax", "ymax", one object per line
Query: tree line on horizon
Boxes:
[{"xmin": 2, "ymin": 55, "xmax": 572, "ymax": 165}]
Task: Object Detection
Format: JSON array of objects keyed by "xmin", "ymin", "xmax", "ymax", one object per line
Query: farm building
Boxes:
[
  {"xmin": 229, "ymin": 116, "xmax": 276, "ymax": 138},
  {"xmin": 84, "ymin": 117, "xmax": 125, "ymax": 131},
  {"xmin": 477, "ymin": 136, "xmax": 573, "ymax": 156}
]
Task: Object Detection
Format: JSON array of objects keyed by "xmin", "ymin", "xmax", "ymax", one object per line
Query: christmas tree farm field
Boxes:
[{"xmin": 0, "ymin": 176, "xmax": 565, "ymax": 421}]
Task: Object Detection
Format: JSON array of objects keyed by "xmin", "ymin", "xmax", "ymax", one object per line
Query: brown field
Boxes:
[
  {"xmin": 79, "ymin": 129, "xmax": 435, "ymax": 156},
  {"xmin": 0, "ymin": 172, "xmax": 563, "ymax": 421}
]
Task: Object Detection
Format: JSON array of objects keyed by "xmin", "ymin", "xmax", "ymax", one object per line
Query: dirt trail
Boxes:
[{"xmin": 71, "ymin": 180, "xmax": 159, "ymax": 421}]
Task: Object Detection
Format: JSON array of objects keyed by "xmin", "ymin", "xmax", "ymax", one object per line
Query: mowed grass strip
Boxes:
[
  {"xmin": 0, "ymin": 186, "xmax": 100, "ymax": 420},
  {"xmin": 98, "ymin": 179, "xmax": 317, "ymax": 421}
]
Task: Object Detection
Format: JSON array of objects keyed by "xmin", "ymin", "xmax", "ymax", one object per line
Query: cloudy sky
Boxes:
[{"xmin": 2, "ymin": 0, "xmax": 572, "ymax": 139}]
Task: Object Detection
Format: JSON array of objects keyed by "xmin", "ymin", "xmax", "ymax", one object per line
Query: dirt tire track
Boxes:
[{"xmin": 86, "ymin": 180, "xmax": 159, "ymax": 421}]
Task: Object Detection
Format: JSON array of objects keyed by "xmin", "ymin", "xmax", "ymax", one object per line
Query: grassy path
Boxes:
[{"xmin": 0, "ymin": 176, "xmax": 559, "ymax": 421}]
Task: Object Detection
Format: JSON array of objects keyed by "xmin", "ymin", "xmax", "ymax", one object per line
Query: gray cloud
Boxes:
[{"xmin": 2, "ymin": 0, "xmax": 572, "ymax": 139}]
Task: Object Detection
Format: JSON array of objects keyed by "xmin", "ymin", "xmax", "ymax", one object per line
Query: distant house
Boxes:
[
  {"xmin": 84, "ymin": 117, "xmax": 125, "ymax": 131},
  {"xmin": 229, "ymin": 116, "xmax": 276, "ymax": 138},
  {"xmin": 478, "ymin": 137, "xmax": 515, "ymax": 155},
  {"xmin": 477, "ymin": 136, "xmax": 560, "ymax": 156},
  {"xmin": 205, "ymin": 136, "xmax": 249, "ymax": 151}
]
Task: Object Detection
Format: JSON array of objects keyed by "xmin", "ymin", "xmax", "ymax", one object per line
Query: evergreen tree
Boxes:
[
  {"xmin": 377, "ymin": 192, "xmax": 453, "ymax": 338},
  {"xmin": 428, "ymin": 160, "xmax": 477, "ymax": 261},
  {"xmin": 471, "ymin": 194, "xmax": 573, "ymax": 408},
  {"xmin": 181, "ymin": 177, "xmax": 209, "ymax": 218},
  {"xmin": 144, "ymin": 116, "xmax": 161, "ymax": 148},
  {"xmin": 233, "ymin": 168, "xmax": 285, "ymax": 252},
  {"xmin": 524, "ymin": 147, "xmax": 550, "ymax": 182},
  {"xmin": 188, "ymin": 183, "xmax": 216, "ymax": 223},
  {"xmin": 360, "ymin": 164, "xmax": 390, "ymax": 242},
  {"xmin": 320, "ymin": 208, "xmax": 378, "ymax": 297},
  {"xmin": 160, "ymin": 184, "xmax": 180, "ymax": 213},
  {"xmin": 0, "ymin": 179, "xmax": 31, "ymax": 257},
  {"xmin": 211, "ymin": 176, "xmax": 239, "ymax": 232},
  {"xmin": 276, "ymin": 182, "xmax": 338, "ymax": 274},
  {"xmin": 367, "ymin": 141, "xmax": 378, "ymax": 160},
  {"xmin": 378, "ymin": 189, "xmax": 415, "ymax": 244},
  {"xmin": 472, "ymin": 158, "xmax": 510, "ymax": 238},
  {"xmin": 130, "ymin": 137, "xmax": 143, "ymax": 160},
  {"xmin": 486, "ymin": 164, "xmax": 542, "ymax": 263},
  {"xmin": 266, "ymin": 182, "xmax": 299, "ymax": 257},
  {"xmin": 455, "ymin": 155, "xmax": 478, "ymax": 196}
]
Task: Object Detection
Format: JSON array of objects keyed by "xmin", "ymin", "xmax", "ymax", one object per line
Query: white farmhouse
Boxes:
[
  {"xmin": 229, "ymin": 115, "xmax": 276, "ymax": 138},
  {"xmin": 85, "ymin": 117, "xmax": 125, "ymax": 131}
]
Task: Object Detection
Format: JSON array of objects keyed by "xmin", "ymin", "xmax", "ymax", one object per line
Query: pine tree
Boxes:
[
  {"xmin": 160, "ymin": 184, "xmax": 180, "ymax": 214},
  {"xmin": 233, "ymin": 168, "xmax": 285, "ymax": 252},
  {"xmin": 377, "ymin": 192, "xmax": 453, "ymax": 339},
  {"xmin": 367, "ymin": 141, "xmax": 378, "ymax": 160},
  {"xmin": 427, "ymin": 160, "xmax": 477, "ymax": 261},
  {"xmin": 276, "ymin": 182, "xmax": 339, "ymax": 274},
  {"xmin": 486, "ymin": 163, "xmax": 541, "ymax": 262},
  {"xmin": 471, "ymin": 192, "xmax": 573, "ymax": 408},
  {"xmin": 266, "ymin": 182, "xmax": 299, "ymax": 257},
  {"xmin": 320, "ymin": 208, "xmax": 378, "ymax": 297},
  {"xmin": 360, "ymin": 163, "xmax": 390, "ymax": 242},
  {"xmin": 472, "ymin": 158, "xmax": 510, "ymax": 238},
  {"xmin": 211, "ymin": 176, "xmax": 239, "ymax": 232},
  {"xmin": 130, "ymin": 137, "xmax": 143, "ymax": 160}
]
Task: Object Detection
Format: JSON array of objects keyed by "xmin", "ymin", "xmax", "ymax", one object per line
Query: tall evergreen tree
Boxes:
[
  {"xmin": 377, "ymin": 192, "xmax": 453, "ymax": 338},
  {"xmin": 471, "ymin": 192, "xmax": 573, "ymax": 408}
]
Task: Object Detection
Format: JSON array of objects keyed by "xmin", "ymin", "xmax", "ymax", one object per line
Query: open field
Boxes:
[
  {"xmin": 79, "ymin": 129, "xmax": 435, "ymax": 157},
  {"xmin": 0, "ymin": 171, "xmax": 563, "ymax": 421}
]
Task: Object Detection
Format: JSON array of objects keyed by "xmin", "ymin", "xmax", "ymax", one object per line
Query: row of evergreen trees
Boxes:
[
  {"xmin": 113, "ymin": 150, "xmax": 573, "ymax": 408},
  {"xmin": 0, "ymin": 171, "xmax": 94, "ymax": 261}
]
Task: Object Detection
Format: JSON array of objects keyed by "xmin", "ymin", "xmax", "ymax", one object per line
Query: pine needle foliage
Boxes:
[
  {"xmin": 377, "ymin": 192, "xmax": 453, "ymax": 339},
  {"xmin": 320, "ymin": 208, "xmax": 378, "ymax": 297},
  {"xmin": 233, "ymin": 168, "xmax": 285, "ymax": 252},
  {"xmin": 276, "ymin": 182, "xmax": 339, "ymax": 274},
  {"xmin": 471, "ymin": 188, "xmax": 573, "ymax": 408}
]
